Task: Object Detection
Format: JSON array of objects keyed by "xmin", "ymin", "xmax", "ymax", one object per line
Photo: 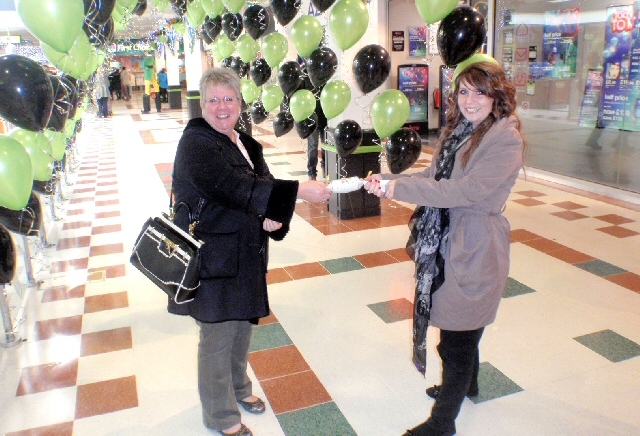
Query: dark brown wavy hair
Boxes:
[{"xmin": 436, "ymin": 61, "xmax": 524, "ymax": 168}]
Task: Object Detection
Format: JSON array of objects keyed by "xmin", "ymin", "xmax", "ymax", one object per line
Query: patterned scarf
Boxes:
[{"xmin": 405, "ymin": 119, "xmax": 474, "ymax": 374}]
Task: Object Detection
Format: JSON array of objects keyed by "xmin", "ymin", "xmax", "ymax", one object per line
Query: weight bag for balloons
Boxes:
[{"xmin": 142, "ymin": 94, "xmax": 151, "ymax": 114}]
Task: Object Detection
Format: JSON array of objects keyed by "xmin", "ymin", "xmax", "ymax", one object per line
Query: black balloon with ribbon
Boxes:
[
  {"xmin": 0, "ymin": 55, "xmax": 53, "ymax": 132},
  {"xmin": 0, "ymin": 225, "xmax": 16, "ymax": 285},
  {"xmin": 386, "ymin": 128, "xmax": 422, "ymax": 174},
  {"xmin": 131, "ymin": 0, "xmax": 147, "ymax": 16},
  {"xmin": 0, "ymin": 192, "xmax": 42, "ymax": 237},
  {"xmin": 83, "ymin": 0, "xmax": 116, "ymax": 25},
  {"xmin": 310, "ymin": 0, "xmax": 335, "ymax": 13},
  {"xmin": 203, "ymin": 15, "xmax": 222, "ymax": 41},
  {"xmin": 220, "ymin": 57, "xmax": 233, "ymax": 68},
  {"xmin": 437, "ymin": 6, "xmax": 486, "ymax": 67},
  {"xmin": 243, "ymin": 4, "xmax": 270, "ymax": 40},
  {"xmin": 250, "ymin": 58, "xmax": 272, "ymax": 86},
  {"xmin": 352, "ymin": 44, "xmax": 391, "ymax": 95},
  {"xmin": 333, "ymin": 119, "xmax": 362, "ymax": 158},
  {"xmin": 83, "ymin": 16, "xmax": 114, "ymax": 47},
  {"xmin": 278, "ymin": 61, "xmax": 302, "ymax": 97},
  {"xmin": 60, "ymin": 76, "xmax": 79, "ymax": 120},
  {"xmin": 201, "ymin": 28, "xmax": 213, "ymax": 45},
  {"xmin": 250, "ymin": 101, "xmax": 269, "ymax": 124},
  {"xmin": 295, "ymin": 113, "xmax": 317, "ymax": 139},
  {"xmin": 222, "ymin": 12, "xmax": 243, "ymax": 41},
  {"xmin": 273, "ymin": 111, "xmax": 294, "ymax": 137},
  {"xmin": 170, "ymin": 0, "xmax": 189, "ymax": 17},
  {"xmin": 306, "ymin": 47, "xmax": 337, "ymax": 88},
  {"xmin": 269, "ymin": 0, "xmax": 300, "ymax": 26},
  {"xmin": 230, "ymin": 56, "xmax": 249, "ymax": 78},
  {"xmin": 47, "ymin": 76, "xmax": 70, "ymax": 132}
]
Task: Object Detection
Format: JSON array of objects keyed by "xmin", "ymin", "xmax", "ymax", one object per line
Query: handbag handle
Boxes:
[{"xmin": 169, "ymin": 189, "xmax": 205, "ymax": 236}]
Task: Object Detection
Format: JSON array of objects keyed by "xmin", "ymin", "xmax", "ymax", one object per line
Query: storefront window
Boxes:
[{"xmin": 494, "ymin": 0, "xmax": 640, "ymax": 194}]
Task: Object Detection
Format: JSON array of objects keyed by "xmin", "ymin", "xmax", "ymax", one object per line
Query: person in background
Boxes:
[
  {"xmin": 157, "ymin": 67, "xmax": 169, "ymax": 103},
  {"xmin": 95, "ymin": 71, "xmax": 110, "ymax": 118},
  {"xmin": 170, "ymin": 68, "xmax": 331, "ymax": 436},
  {"xmin": 365, "ymin": 61, "xmax": 526, "ymax": 436},
  {"xmin": 108, "ymin": 67, "xmax": 122, "ymax": 100},
  {"xmin": 120, "ymin": 66, "xmax": 131, "ymax": 101},
  {"xmin": 307, "ymin": 94, "xmax": 327, "ymax": 180}
]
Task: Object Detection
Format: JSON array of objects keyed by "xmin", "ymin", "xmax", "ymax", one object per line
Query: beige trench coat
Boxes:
[{"xmin": 388, "ymin": 116, "xmax": 523, "ymax": 331}]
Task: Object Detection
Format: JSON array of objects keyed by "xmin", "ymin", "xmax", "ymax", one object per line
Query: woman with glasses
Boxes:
[{"xmin": 170, "ymin": 68, "xmax": 331, "ymax": 436}]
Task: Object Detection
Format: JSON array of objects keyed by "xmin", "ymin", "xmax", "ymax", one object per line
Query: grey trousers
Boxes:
[{"xmin": 197, "ymin": 320, "xmax": 253, "ymax": 431}]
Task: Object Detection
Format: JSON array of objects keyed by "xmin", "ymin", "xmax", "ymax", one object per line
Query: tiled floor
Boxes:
[{"xmin": 1, "ymin": 93, "xmax": 640, "ymax": 436}]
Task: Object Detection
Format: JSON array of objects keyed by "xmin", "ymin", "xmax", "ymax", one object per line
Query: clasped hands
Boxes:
[
  {"xmin": 364, "ymin": 174, "xmax": 395, "ymax": 199},
  {"xmin": 264, "ymin": 180, "xmax": 332, "ymax": 233}
]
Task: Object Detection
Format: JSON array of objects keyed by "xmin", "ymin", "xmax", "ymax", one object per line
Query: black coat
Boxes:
[{"xmin": 168, "ymin": 118, "xmax": 298, "ymax": 323}]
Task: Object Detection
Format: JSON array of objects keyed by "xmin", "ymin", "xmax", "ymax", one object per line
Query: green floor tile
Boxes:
[
  {"xmin": 271, "ymin": 161, "xmax": 291, "ymax": 166},
  {"xmin": 249, "ymin": 323, "xmax": 293, "ymax": 353},
  {"xmin": 469, "ymin": 362, "xmax": 523, "ymax": 404},
  {"xmin": 367, "ymin": 298, "xmax": 413, "ymax": 323},
  {"xmin": 574, "ymin": 259, "xmax": 626, "ymax": 277},
  {"xmin": 320, "ymin": 257, "xmax": 365, "ymax": 274},
  {"xmin": 277, "ymin": 402, "xmax": 357, "ymax": 436},
  {"xmin": 288, "ymin": 170, "xmax": 308, "ymax": 177},
  {"xmin": 503, "ymin": 277, "xmax": 536, "ymax": 298},
  {"xmin": 573, "ymin": 329, "xmax": 640, "ymax": 363}
]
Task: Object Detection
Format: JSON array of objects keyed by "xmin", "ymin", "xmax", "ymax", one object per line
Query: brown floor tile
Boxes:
[
  {"xmin": 95, "ymin": 211, "xmax": 120, "ymax": 219},
  {"xmin": 306, "ymin": 215, "xmax": 342, "ymax": 227},
  {"xmin": 594, "ymin": 214, "xmax": 635, "ymax": 225},
  {"xmin": 155, "ymin": 163, "xmax": 174, "ymax": 172},
  {"xmin": 596, "ymin": 226, "xmax": 640, "ymax": 238},
  {"xmin": 161, "ymin": 175, "xmax": 172, "ymax": 184},
  {"xmin": 91, "ymin": 224, "xmax": 122, "ymax": 235},
  {"xmin": 81, "ymin": 327, "xmax": 133, "ymax": 357},
  {"xmin": 385, "ymin": 248, "xmax": 412, "ymax": 262},
  {"xmin": 75, "ymin": 375, "xmax": 138, "ymax": 419},
  {"xmin": 267, "ymin": 268, "xmax": 293, "ymax": 285},
  {"xmin": 260, "ymin": 370, "xmax": 331, "ymax": 415},
  {"xmin": 139, "ymin": 130, "xmax": 157, "ymax": 144},
  {"xmin": 515, "ymin": 190, "xmax": 546, "ymax": 197},
  {"xmin": 56, "ymin": 236, "xmax": 91, "ymax": 250},
  {"xmin": 521, "ymin": 237, "xmax": 567, "ymax": 253},
  {"xmin": 95, "ymin": 189, "xmax": 118, "ymax": 196},
  {"xmin": 66, "ymin": 209, "xmax": 86, "ymax": 216},
  {"xmin": 284, "ymin": 262, "xmax": 330, "ymax": 280},
  {"xmin": 551, "ymin": 210, "xmax": 589, "ymax": 221},
  {"xmin": 342, "ymin": 218, "xmax": 381, "ymax": 231},
  {"xmin": 75, "ymin": 179, "xmax": 96, "ymax": 185},
  {"xmin": 62, "ymin": 221, "xmax": 92, "ymax": 230},
  {"xmin": 42, "ymin": 285, "xmax": 86, "ymax": 303},
  {"xmin": 89, "ymin": 243, "xmax": 124, "ymax": 257},
  {"xmin": 510, "ymin": 229, "xmax": 540, "ymax": 243},
  {"xmin": 5, "ymin": 421, "xmax": 74, "ymax": 436},
  {"xmin": 131, "ymin": 114, "xmax": 142, "ymax": 122},
  {"xmin": 512, "ymin": 198, "xmax": 546, "ymax": 207},
  {"xmin": 95, "ymin": 199, "xmax": 119, "ymax": 207},
  {"xmin": 73, "ymin": 187, "xmax": 95, "ymax": 194},
  {"xmin": 366, "ymin": 215, "xmax": 409, "ymax": 227},
  {"xmin": 69, "ymin": 197, "xmax": 94, "ymax": 205},
  {"xmin": 546, "ymin": 248, "xmax": 594, "ymax": 264},
  {"xmin": 16, "ymin": 360, "xmax": 79, "ymax": 396},
  {"xmin": 258, "ymin": 311, "xmax": 279, "ymax": 325},
  {"xmin": 50, "ymin": 258, "xmax": 89, "ymax": 274},
  {"xmin": 249, "ymin": 345, "xmax": 310, "ymax": 381},
  {"xmin": 552, "ymin": 201, "xmax": 588, "ymax": 210},
  {"xmin": 97, "ymin": 180, "xmax": 117, "ymax": 187},
  {"xmin": 606, "ymin": 272, "xmax": 640, "ymax": 293},
  {"xmin": 79, "ymin": 166, "xmax": 98, "ymax": 170},
  {"xmin": 99, "ymin": 173, "xmax": 117, "ymax": 179},
  {"xmin": 86, "ymin": 264, "xmax": 126, "ymax": 279},
  {"xmin": 354, "ymin": 251, "xmax": 398, "ymax": 268},
  {"xmin": 77, "ymin": 172, "xmax": 97, "ymax": 178},
  {"xmin": 33, "ymin": 315, "xmax": 83, "ymax": 341},
  {"xmin": 84, "ymin": 291, "xmax": 129, "ymax": 313},
  {"xmin": 315, "ymin": 222, "xmax": 352, "ymax": 235}
]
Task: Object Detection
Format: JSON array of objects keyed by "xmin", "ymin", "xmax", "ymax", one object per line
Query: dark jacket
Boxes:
[{"xmin": 168, "ymin": 118, "xmax": 298, "ymax": 323}]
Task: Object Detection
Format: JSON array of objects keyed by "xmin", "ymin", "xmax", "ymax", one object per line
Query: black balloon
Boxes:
[
  {"xmin": 170, "ymin": 0, "xmax": 189, "ymax": 17},
  {"xmin": 352, "ymin": 44, "xmax": 391, "ymax": 95},
  {"xmin": 243, "ymin": 4, "xmax": 270, "ymax": 40},
  {"xmin": 295, "ymin": 113, "xmax": 318, "ymax": 139},
  {"xmin": 334, "ymin": 119, "xmax": 362, "ymax": 157},
  {"xmin": 47, "ymin": 76, "xmax": 70, "ymax": 132},
  {"xmin": 203, "ymin": 15, "xmax": 222, "ymax": 41},
  {"xmin": 83, "ymin": 16, "xmax": 114, "ymax": 47},
  {"xmin": 201, "ymin": 28, "xmax": 213, "ymax": 45},
  {"xmin": 250, "ymin": 58, "xmax": 272, "ymax": 86},
  {"xmin": 0, "ymin": 55, "xmax": 53, "ymax": 132},
  {"xmin": 60, "ymin": 76, "xmax": 79, "ymax": 120},
  {"xmin": 83, "ymin": 0, "xmax": 116, "ymax": 25},
  {"xmin": 230, "ymin": 56, "xmax": 249, "ymax": 78},
  {"xmin": 250, "ymin": 101, "xmax": 269, "ymax": 124},
  {"xmin": 221, "ymin": 57, "xmax": 233, "ymax": 68},
  {"xmin": 273, "ymin": 111, "xmax": 294, "ymax": 137},
  {"xmin": 437, "ymin": 6, "xmax": 486, "ymax": 67},
  {"xmin": 278, "ymin": 61, "xmax": 302, "ymax": 97},
  {"xmin": 386, "ymin": 128, "xmax": 422, "ymax": 174},
  {"xmin": 0, "ymin": 193, "xmax": 42, "ymax": 237},
  {"xmin": 269, "ymin": 0, "xmax": 300, "ymax": 26},
  {"xmin": 306, "ymin": 47, "xmax": 337, "ymax": 88},
  {"xmin": 222, "ymin": 12, "xmax": 243, "ymax": 41},
  {"xmin": 310, "ymin": 0, "xmax": 335, "ymax": 13},
  {"xmin": 131, "ymin": 0, "xmax": 147, "ymax": 16},
  {"xmin": 0, "ymin": 225, "xmax": 16, "ymax": 284}
]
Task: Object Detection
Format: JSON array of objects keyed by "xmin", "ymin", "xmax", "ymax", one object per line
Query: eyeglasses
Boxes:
[{"xmin": 205, "ymin": 96, "xmax": 240, "ymax": 106}]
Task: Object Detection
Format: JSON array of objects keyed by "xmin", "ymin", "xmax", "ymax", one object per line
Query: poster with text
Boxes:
[
  {"xmin": 622, "ymin": 0, "xmax": 640, "ymax": 131},
  {"xmin": 398, "ymin": 64, "xmax": 428, "ymax": 127},
  {"xmin": 409, "ymin": 27, "xmax": 427, "ymax": 57},
  {"xmin": 542, "ymin": 8, "xmax": 580, "ymax": 78},
  {"xmin": 579, "ymin": 70, "xmax": 604, "ymax": 127}
]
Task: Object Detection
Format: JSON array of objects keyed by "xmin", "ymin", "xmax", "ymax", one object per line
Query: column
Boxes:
[
  {"xmin": 166, "ymin": 41, "xmax": 182, "ymax": 109},
  {"xmin": 184, "ymin": 35, "xmax": 207, "ymax": 119}
]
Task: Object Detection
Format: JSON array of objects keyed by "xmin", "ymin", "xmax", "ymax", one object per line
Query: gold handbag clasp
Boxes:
[{"xmin": 161, "ymin": 238, "xmax": 177, "ymax": 256}]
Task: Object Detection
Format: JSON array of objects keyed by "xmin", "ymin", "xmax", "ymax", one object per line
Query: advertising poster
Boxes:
[
  {"xmin": 598, "ymin": 5, "xmax": 634, "ymax": 130},
  {"xmin": 398, "ymin": 64, "xmax": 428, "ymax": 134},
  {"xmin": 579, "ymin": 70, "xmax": 604, "ymax": 127},
  {"xmin": 409, "ymin": 27, "xmax": 427, "ymax": 57},
  {"xmin": 622, "ymin": 0, "xmax": 640, "ymax": 131},
  {"xmin": 542, "ymin": 8, "xmax": 580, "ymax": 78},
  {"xmin": 392, "ymin": 31, "xmax": 404, "ymax": 51}
]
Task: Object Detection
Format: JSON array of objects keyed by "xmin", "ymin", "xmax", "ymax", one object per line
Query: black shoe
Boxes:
[
  {"xmin": 426, "ymin": 384, "xmax": 478, "ymax": 399},
  {"xmin": 402, "ymin": 421, "xmax": 455, "ymax": 436},
  {"xmin": 237, "ymin": 397, "xmax": 266, "ymax": 414},
  {"xmin": 219, "ymin": 423, "xmax": 252, "ymax": 436}
]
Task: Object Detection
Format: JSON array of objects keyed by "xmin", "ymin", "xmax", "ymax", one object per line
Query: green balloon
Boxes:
[
  {"xmin": 217, "ymin": 34, "xmax": 236, "ymax": 59},
  {"xmin": 65, "ymin": 119, "xmax": 76, "ymax": 138},
  {"xmin": 289, "ymin": 89, "xmax": 316, "ymax": 122},
  {"xmin": 202, "ymin": 0, "xmax": 224, "ymax": 17},
  {"xmin": 41, "ymin": 33, "xmax": 94, "ymax": 78},
  {"xmin": 241, "ymin": 78, "xmax": 261, "ymax": 104},
  {"xmin": 262, "ymin": 85, "xmax": 284, "ymax": 113},
  {"xmin": 9, "ymin": 129, "xmax": 54, "ymax": 182},
  {"xmin": 16, "ymin": 0, "xmax": 84, "ymax": 53},
  {"xmin": 328, "ymin": 0, "xmax": 369, "ymax": 51},
  {"xmin": 210, "ymin": 41, "xmax": 223, "ymax": 61},
  {"xmin": 173, "ymin": 21, "xmax": 186, "ymax": 35},
  {"xmin": 187, "ymin": 1, "xmax": 206, "ymax": 28},
  {"xmin": 291, "ymin": 15, "xmax": 323, "ymax": 58},
  {"xmin": 236, "ymin": 34, "xmax": 260, "ymax": 63},
  {"xmin": 0, "ymin": 135, "xmax": 33, "ymax": 210},
  {"xmin": 222, "ymin": 0, "xmax": 245, "ymax": 14},
  {"xmin": 43, "ymin": 130, "xmax": 67, "ymax": 161},
  {"xmin": 117, "ymin": 0, "xmax": 137, "ymax": 11},
  {"xmin": 371, "ymin": 90, "xmax": 410, "ymax": 139},
  {"xmin": 453, "ymin": 54, "xmax": 499, "ymax": 82},
  {"xmin": 415, "ymin": 0, "xmax": 458, "ymax": 24},
  {"xmin": 262, "ymin": 33, "xmax": 288, "ymax": 68},
  {"xmin": 320, "ymin": 80, "xmax": 351, "ymax": 119}
]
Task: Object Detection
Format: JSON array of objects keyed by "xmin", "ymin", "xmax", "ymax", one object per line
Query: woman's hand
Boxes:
[
  {"xmin": 364, "ymin": 176, "xmax": 395, "ymax": 199},
  {"xmin": 263, "ymin": 218, "xmax": 283, "ymax": 232},
  {"xmin": 297, "ymin": 180, "xmax": 332, "ymax": 203}
]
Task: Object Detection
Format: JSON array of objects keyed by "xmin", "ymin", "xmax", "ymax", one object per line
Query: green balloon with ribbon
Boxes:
[
  {"xmin": 241, "ymin": 78, "xmax": 261, "ymax": 104},
  {"xmin": 289, "ymin": 89, "xmax": 316, "ymax": 122},
  {"xmin": 328, "ymin": 0, "xmax": 369, "ymax": 51},
  {"xmin": 0, "ymin": 135, "xmax": 34, "ymax": 211},
  {"xmin": 262, "ymin": 85, "xmax": 284, "ymax": 113},
  {"xmin": 371, "ymin": 90, "xmax": 410, "ymax": 139},
  {"xmin": 320, "ymin": 80, "xmax": 351, "ymax": 120},
  {"xmin": 44, "ymin": 129, "xmax": 67, "ymax": 162},
  {"xmin": 236, "ymin": 34, "xmax": 260, "ymax": 63},
  {"xmin": 16, "ymin": 0, "xmax": 84, "ymax": 54},
  {"xmin": 9, "ymin": 129, "xmax": 54, "ymax": 182},
  {"xmin": 415, "ymin": 0, "xmax": 458, "ymax": 24},
  {"xmin": 291, "ymin": 15, "xmax": 323, "ymax": 58},
  {"xmin": 262, "ymin": 33, "xmax": 288, "ymax": 68}
]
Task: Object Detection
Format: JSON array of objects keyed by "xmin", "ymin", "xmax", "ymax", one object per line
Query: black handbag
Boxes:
[{"xmin": 130, "ymin": 199, "xmax": 205, "ymax": 304}]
